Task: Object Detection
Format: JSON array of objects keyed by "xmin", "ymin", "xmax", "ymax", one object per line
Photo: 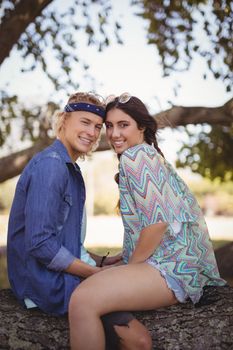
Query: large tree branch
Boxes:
[
  {"xmin": 0, "ymin": 0, "xmax": 53, "ymax": 65},
  {"xmin": 0, "ymin": 134, "xmax": 110, "ymax": 183},
  {"xmin": 0, "ymin": 286, "xmax": 233, "ymax": 349},
  {"xmin": 155, "ymin": 97, "xmax": 233, "ymax": 128},
  {"xmin": 0, "ymin": 97, "xmax": 232, "ymax": 183},
  {"xmin": 0, "ymin": 138, "xmax": 52, "ymax": 183}
]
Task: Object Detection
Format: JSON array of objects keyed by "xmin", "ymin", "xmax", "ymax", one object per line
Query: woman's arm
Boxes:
[
  {"xmin": 120, "ymin": 148, "xmax": 170, "ymax": 265},
  {"xmin": 128, "ymin": 222, "xmax": 167, "ymax": 264}
]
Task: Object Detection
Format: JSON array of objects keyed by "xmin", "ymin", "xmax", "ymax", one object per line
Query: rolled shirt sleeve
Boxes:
[{"xmin": 47, "ymin": 246, "xmax": 75, "ymax": 271}]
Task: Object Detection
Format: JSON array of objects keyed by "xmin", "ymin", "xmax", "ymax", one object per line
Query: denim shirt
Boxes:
[{"xmin": 7, "ymin": 140, "xmax": 86, "ymax": 315}]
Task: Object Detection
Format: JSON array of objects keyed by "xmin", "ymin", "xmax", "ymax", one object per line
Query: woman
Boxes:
[{"xmin": 69, "ymin": 93, "xmax": 226, "ymax": 350}]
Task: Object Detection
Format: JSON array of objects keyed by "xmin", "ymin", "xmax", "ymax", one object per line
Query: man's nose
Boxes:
[{"xmin": 87, "ymin": 125, "xmax": 95, "ymax": 136}]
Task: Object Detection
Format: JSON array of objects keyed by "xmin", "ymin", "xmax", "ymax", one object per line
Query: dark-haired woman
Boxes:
[{"xmin": 69, "ymin": 93, "xmax": 226, "ymax": 350}]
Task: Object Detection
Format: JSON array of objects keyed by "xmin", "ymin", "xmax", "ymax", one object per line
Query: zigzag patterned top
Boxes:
[{"xmin": 119, "ymin": 143, "xmax": 226, "ymax": 303}]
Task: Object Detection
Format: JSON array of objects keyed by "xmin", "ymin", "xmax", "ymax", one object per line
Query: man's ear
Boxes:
[{"xmin": 61, "ymin": 112, "xmax": 67, "ymax": 127}]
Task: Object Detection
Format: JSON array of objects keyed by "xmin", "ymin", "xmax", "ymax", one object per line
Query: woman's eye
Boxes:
[
  {"xmin": 120, "ymin": 123, "xmax": 128, "ymax": 128},
  {"xmin": 105, "ymin": 124, "xmax": 112, "ymax": 129}
]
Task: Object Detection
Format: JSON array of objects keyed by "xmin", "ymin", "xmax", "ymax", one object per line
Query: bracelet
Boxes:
[{"xmin": 100, "ymin": 251, "xmax": 110, "ymax": 267}]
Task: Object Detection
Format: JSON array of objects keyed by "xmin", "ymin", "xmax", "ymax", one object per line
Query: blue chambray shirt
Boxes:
[{"xmin": 7, "ymin": 140, "xmax": 86, "ymax": 315}]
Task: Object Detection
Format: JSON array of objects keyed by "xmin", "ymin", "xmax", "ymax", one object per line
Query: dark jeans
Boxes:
[{"xmin": 101, "ymin": 311, "xmax": 135, "ymax": 350}]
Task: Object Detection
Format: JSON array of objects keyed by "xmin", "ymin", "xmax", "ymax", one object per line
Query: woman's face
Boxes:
[{"xmin": 105, "ymin": 108, "xmax": 144, "ymax": 154}]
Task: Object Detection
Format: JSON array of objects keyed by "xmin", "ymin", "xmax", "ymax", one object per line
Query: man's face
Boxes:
[{"xmin": 60, "ymin": 111, "xmax": 103, "ymax": 161}]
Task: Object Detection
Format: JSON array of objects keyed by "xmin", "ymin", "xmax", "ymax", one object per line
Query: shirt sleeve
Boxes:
[
  {"xmin": 24, "ymin": 157, "xmax": 76, "ymax": 271},
  {"xmin": 120, "ymin": 146, "xmax": 198, "ymax": 237},
  {"xmin": 47, "ymin": 246, "xmax": 75, "ymax": 271}
]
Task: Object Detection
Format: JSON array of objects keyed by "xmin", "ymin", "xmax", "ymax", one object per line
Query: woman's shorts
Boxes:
[{"xmin": 146, "ymin": 257, "xmax": 188, "ymax": 302}]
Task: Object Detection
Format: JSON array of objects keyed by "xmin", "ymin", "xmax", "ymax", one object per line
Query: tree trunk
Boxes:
[
  {"xmin": 0, "ymin": 0, "xmax": 53, "ymax": 65},
  {"xmin": 0, "ymin": 287, "xmax": 232, "ymax": 349},
  {"xmin": 215, "ymin": 242, "xmax": 233, "ymax": 281}
]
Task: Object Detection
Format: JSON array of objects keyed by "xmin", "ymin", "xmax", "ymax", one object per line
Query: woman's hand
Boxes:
[{"xmin": 103, "ymin": 252, "xmax": 122, "ymax": 266}]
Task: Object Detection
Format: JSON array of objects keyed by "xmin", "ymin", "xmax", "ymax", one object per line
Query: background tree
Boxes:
[
  {"xmin": 135, "ymin": 0, "xmax": 233, "ymax": 181},
  {"xmin": 0, "ymin": 0, "xmax": 232, "ymax": 182}
]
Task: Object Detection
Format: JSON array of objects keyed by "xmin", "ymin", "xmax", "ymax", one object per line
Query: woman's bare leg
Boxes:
[{"xmin": 69, "ymin": 263, "xmax": 177, "ymax": 350}]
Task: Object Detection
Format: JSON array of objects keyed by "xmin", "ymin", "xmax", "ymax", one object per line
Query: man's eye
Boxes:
[{"xmin": 96, "ymin": 125, "xmax": 102, "ymax": 130}]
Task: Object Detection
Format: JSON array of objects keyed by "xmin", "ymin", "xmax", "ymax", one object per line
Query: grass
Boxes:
[
  {"xmin": 211, "ymin": 240, "xmax": 231, "ymax": 249},
  {"xmin": 0, "ymin": 252, "xmax": 9, "ymax": 289},
  {"xmin": 0, "ymin": 241, "xmax": 231, "ymax": 289}
]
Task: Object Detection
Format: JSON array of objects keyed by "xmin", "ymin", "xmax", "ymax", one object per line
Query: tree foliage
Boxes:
[
  {"xmin": 0, "ymin": 0, "xmax": 121, "ymax": 150},
  {"xmin": 0, "ymin": 0, "xmax": 232, "ymax": 182},
  {"xmin": 176, "ymin": 124, "xmax": 233, "ymax": 181},
  {"xmin": 0, "ymin": 0, "xmax": 121, "ymax": 89},
  {"xmin": 0, "ymin": 91, "xmax": 58, "ymax": 149},
  {"xmin": 134, "ymin": 0, "xmax": 233, "ymax": 92}
]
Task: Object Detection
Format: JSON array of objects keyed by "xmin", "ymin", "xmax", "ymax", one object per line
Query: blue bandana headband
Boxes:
[{"xmin": 64, "ymin": 102, "xmax": 105, "ymax": 119}]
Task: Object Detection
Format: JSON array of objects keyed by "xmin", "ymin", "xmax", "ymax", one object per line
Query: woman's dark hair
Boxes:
[
  {"xmin": 106, "ymin": 95, "xmax": 164, "ymax": 189},
  {"xmin": 106, "ymin": 96, "xmax": 164, "ymax": 158}
]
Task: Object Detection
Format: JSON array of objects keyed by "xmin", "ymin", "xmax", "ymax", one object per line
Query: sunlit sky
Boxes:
[{"xmin": 0, "ymin": 0, "xmax": 231, "ymax": 165}]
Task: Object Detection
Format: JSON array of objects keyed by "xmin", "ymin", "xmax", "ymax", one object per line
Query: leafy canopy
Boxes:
[
  {"xmin": 0, "ymin": 0, "xmax": 232, "ymax": 181},
  {"xmin": 134, "ymin": 0, "xmax": 232, "ymax": 92},
  {"xmin": 176, "ymin": 124, "xmax": 233, "ymax": 181}
]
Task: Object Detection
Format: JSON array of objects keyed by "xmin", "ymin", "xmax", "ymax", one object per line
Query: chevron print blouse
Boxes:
[{"xmin": 119, "ymin": 143, "xmax": 226, "ymax": 303}]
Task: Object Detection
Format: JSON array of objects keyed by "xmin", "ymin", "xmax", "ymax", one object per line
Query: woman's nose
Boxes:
[{"xmin": 112, "ymin": 127, "xmax": 120, "ymax": 138}]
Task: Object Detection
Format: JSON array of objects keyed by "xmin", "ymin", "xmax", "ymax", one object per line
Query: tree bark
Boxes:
[
  {"xmin": 0, "ymin": 286, "xmax": 232, "ymax": 349},
  {"xmin": 0, "ymin": 0, "xmax": 53, "ymax": 65},
  {"xmin": 0, "ymin": 97, "xmax": 233, "ymax": 183}
]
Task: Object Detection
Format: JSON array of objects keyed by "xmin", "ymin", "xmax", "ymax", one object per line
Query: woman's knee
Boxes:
[
  {"xmin": 69, "ymin": 286, "xmax": 90, "ymax": 317},
  {"xmin": 136, "ymin": 332, "xmax": 152, "ymax": 350},
  {"xmin": 115, "ymin": 319, "xmax": 152, "ymax": 350},
  {"xmin": 125, "ymin": 328, "xmax": 152, "ymax": 350},
  {"xmin": 69, "ymin": 283, "xmax": 104, "ymax": 319}
]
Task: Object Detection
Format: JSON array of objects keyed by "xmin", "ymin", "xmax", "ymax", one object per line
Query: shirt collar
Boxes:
[{"xmin": 52, "ymin": 139, "xmax": 81, "ymax": 171}]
